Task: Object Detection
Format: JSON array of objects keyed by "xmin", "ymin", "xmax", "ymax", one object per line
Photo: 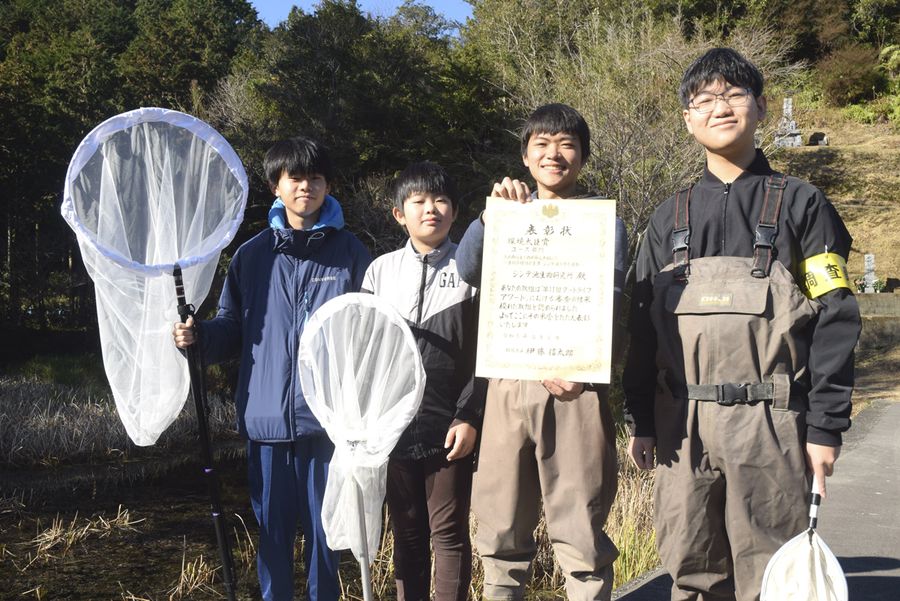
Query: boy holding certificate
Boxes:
[{"xmin": 456, "ymin": 103, "xmax": 628, "ymax": 601}]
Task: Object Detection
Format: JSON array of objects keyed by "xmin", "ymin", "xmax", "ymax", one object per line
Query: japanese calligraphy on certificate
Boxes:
[{"xmin": 476, "ymin": 197, "xmax": 617, "ymax": 383}]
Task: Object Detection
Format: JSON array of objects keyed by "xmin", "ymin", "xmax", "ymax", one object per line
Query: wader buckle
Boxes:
[
  {"xmin": 716, "ymin": 383, "xmax": 747, "ymax": 406},
  {"xmin": 754, "ymin": 223, "xmax": 778, "ymax": 248}
]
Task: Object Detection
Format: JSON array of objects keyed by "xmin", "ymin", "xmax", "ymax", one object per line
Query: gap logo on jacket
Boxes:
[{"xmin": 362, "ymin": 238, "xmax": 484, "ymax": 459}]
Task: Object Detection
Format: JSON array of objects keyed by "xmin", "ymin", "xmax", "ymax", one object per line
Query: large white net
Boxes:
[
  {"xmin": 298, "ymin": 293, "xmax": 425, "ymax": 563},
  {"xmin": 61, "ymin": 107, "xmax": 247, "ymax": 446}
]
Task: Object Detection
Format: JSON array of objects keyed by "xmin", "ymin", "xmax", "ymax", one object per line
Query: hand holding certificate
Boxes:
[{"xmin": 476, "ymin": 196, "xmax": 618, "ymax": 384}]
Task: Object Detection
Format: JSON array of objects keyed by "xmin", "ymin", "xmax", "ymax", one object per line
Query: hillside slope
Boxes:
[{"xmin": 772, "ymin": 111, "xmax": 900, "ymax": 286}]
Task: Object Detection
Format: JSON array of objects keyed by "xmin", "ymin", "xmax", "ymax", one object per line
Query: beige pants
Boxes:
[{"xmin": 472, "ymin": 379, "xmax": 619, "ymax": 601}]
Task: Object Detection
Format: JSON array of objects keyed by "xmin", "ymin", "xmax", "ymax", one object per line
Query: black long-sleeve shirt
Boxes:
[{"xmin": 623, "ymin": 151, "xmax": 861, "ymax": 446}]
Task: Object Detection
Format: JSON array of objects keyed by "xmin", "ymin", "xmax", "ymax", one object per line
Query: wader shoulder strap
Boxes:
[
  {"xmin": 672, "ymin": 185, "xmax": 693, "ymax": 272},
  {"xmin": 751, "ymin": 173, "xmax": 787, "ymax": 278}
]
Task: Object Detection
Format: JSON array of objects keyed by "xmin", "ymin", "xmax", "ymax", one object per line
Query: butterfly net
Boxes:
[
  {"xmin": 298, "ymin": 293, "xmax": 425, "ymax": 562},
  {"xmin": 61, "ymin": 107, "xmax": 247, "ymax": 446},
  {"xmin": 761, "ymin": 528, "xmax": 848, "ymax": 601}
]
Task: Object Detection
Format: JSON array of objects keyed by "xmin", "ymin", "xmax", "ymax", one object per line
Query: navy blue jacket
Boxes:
[{"xmin": 200, "ymin": 196, "xmax": 371, "ymax": 441}]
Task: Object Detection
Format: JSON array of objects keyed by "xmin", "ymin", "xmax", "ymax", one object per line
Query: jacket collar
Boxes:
[
  {"xmin": 268, "ymin": 194, "xmax": 346, "ymax": 231},
  {"xmin": 272, "ymin": 227, "xmax": 331, "ymax": 258},
  {"xmin": 404, "ymin": 236, "xmax": 452, "ymax": 265},
  {"xmin": 269, "ymin": 194, "xmax": 346, "ymax": 258},
  {"xmin": 700, "ymin": 149, "xmax": 775, "ymax": 187}
]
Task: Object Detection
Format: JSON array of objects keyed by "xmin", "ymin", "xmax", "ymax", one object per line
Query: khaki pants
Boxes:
[{"xmin": 472, "ymin": 379, "xmax": 618, "ymax": 601}]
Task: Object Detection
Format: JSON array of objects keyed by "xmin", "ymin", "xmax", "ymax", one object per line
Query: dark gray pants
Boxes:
[{"xmin": 387, "ymin": 452, "xmax": 474, "ymax": 601}]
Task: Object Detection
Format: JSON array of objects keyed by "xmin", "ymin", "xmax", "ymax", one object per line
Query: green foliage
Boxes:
[
  {"xmin": 881, "ymin": 44, "xmax": 900, "ymax": 93},
  {"xmin": 0, "ymin": 0, "xmax": 264, "ymax": 328},
  {"xmin": 208, "ymin": 0, "xmax": 507, "ymax": 251},
  {"xmin": 851, "ymin": 0, "xmax": 900, "ymax": 47},
  {"xmin": 819, "ymin": 43, "xmax": 886, "ymax": 105},
  {"xmin": 117, "ymin": 0, "xmax": 262, "ymax": 108},
  {"xmin": 841, "ymin": 102, "xmax": 878, "ymax": 124},
  {"xmin": 872, "ymin": 94, "xmax": 900, "ymax": 128}
]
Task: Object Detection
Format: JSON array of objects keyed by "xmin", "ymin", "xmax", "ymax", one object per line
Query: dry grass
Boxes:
[
  {"xmin": 2, "ymin": 374, "xmax": 658, "ymax": 597},
  {"xmin": 231, "ymin": 512, "xmax": 257, "ymax": 574},
  {"xmin": 770, "ymin": 107, "xmax": 900, "ymax": 283},
  {"xmin": 166, "ymin": 539, "xmax": 219, "ymax": 600},
  {"xmin": 0, "ymin": 375, "xmax": 237, "ymax": 468},
  {"xmin": 333, "ymin": 429, "xmax": 658, "ymax": 598},
  {"xmin": 15, "ymin": 505, "xmax": 143, "ymax": 571}
]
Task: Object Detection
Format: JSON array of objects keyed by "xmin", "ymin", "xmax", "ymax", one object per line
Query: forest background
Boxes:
[
  {"xmin": 2, "ymin": 0, "xmax": 899, "ymax": 337},
  {"xmin": 1, "ymin": 0, "xmax": 899, "ymax": 598}
]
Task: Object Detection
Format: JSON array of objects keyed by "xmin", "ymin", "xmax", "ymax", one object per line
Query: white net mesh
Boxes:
[
  {"xmin": 298, "ymin": 293, "xmax": 425, "ymax": 563},
  {"xmin": 761, "ymin": 529, "xmax": 848, "ymax": 601},
  {"xmin": 61, "ymin": 107, "xmax": 247, "ymax": 446}
]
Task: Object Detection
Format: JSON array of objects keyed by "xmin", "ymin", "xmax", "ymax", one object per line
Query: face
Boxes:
[
  {"xmin": 522, "ymin": 131, "xmax": 583, "ymax": 198},
  {"xmin": 271, "ymin": 171, "xmax": 330, "ymax": 228},
  {"xmin": 683, "ymin": 79, "xmax": 766, "ymax": 159},
  {"xmin": 393, "ymin": 192, "xmax": 457, "ymax": 251}
]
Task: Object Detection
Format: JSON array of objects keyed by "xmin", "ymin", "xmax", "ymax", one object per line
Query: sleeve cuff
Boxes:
[
  {"xmin": 450, "ymin": 417, "xmax": 477, "ymax": 430},
  {"xmin": 807, "ymin": 425, "xmax": 843, "ymax": 446},
  {"xmin": 625, "ymin": 416, "xmax": 656, "ymax": 438}
]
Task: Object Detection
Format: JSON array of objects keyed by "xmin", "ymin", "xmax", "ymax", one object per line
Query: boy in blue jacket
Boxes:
[{"xmin": 173, "ymin": 136, "xmax": 372, "ymax": 601}]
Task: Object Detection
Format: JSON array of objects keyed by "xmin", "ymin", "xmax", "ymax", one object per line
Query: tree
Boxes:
[
  {"xmin": 0, "ymin": 0, "xmax": 261, "ymax": 328},
  {"xmin": 117, "ymin": 0, "xmax": 262, "ymax": 108},
  {"xmin": 463, "ymin": 1, "xmax": 804, "ymax": 260},
  {"xmin": 207, "ymin": 0, "xmax": 509, "ymax": 254}
]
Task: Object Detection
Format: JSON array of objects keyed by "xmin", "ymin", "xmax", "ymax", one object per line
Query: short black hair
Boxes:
[
  {"xmin": 679, "ymin": 47, "xmax": 764, "ymax": 108},
  {"xmin": 264, "ymin": 136, "xmax": 334, "ymax": 188},
  {"xmin": 520, "ymin": 103, "xmax": 590, "ymax": 162},
  {"xmin": 392, "ymin": 161, "xmax": 459, "ymax": 211}
]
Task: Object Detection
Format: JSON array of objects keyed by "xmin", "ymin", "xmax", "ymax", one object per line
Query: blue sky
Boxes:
[{"xmin": 250, "ymin": 1, "xmax": 474, "ymax": 28}]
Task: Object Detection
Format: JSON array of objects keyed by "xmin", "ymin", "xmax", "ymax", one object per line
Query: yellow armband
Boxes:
[{"xmin": 797, "ymin": 253, "xmax": 851, "ymax": 299}]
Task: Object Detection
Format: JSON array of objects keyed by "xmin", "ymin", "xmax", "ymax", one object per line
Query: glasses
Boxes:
[{"xmin": 689, "ymin": 88, "xmax": 754, "ymax": 113}]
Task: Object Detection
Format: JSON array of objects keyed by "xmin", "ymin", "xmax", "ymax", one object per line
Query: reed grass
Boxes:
[
  {"xmin": 0, "ymin": 375, "xmax": 236, "ymax": 468},
  {"xmin": 167, "ymin": 539, "xmax": 219, "ymax": 600}
]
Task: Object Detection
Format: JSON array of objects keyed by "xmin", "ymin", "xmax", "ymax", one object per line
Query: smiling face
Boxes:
[
  {"xmin": 271, "ymin": 170, "xmax": 330, "ymax": 230},
  {"xmin": 683, "ymin": 78, "xmax": 766, "ymax": 163},
  {"xmin": 393, "ymin": 192, "xmax": 457, "ymax": 253},
  {"xmin": 522, "ymin": 131, "xmax": 583, "ymax": 199}
]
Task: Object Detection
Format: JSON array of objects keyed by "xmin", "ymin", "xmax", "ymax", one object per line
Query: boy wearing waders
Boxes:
[
  {"xmin": 361, "ymin": 161, "xmax": 485, "ymax": 601},
  {"xmin": 623, "ymin": 48, "xmax": 861, "ymax": 601},
  {"xmin": 455, "ymin": 103, "xmax": 628, "ymax": 601},
  {"xmin": 173, "ymin": 137, "xmax": 372, "ymax": 601}
]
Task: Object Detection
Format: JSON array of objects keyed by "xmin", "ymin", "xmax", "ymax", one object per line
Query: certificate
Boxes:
[{"xmin": 476, "ymin": 197, "xmax": 617, "ymax": 383}]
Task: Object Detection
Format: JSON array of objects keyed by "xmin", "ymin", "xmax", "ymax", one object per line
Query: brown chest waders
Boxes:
[{"xmin": 649, "ymin": 174, "xmax": 821, "ymax": 601}]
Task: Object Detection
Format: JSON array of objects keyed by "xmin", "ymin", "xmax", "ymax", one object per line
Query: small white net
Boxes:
[
  {"xmin": 61, "ymin": 107, "xmax": 247, "ymax": 446},
  {"xmin": 761, "ymin": 528, "xmax": 848, "ymax": 601},
  {"xmin": 298, "ymin": 293, "xmax": 425, "ymax": 563}
]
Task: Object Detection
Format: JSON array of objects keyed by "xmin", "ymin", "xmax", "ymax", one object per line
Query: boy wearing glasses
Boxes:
[{"xmin": 624, "ymin": 48, "xmax": 860, "ymax": 600}]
